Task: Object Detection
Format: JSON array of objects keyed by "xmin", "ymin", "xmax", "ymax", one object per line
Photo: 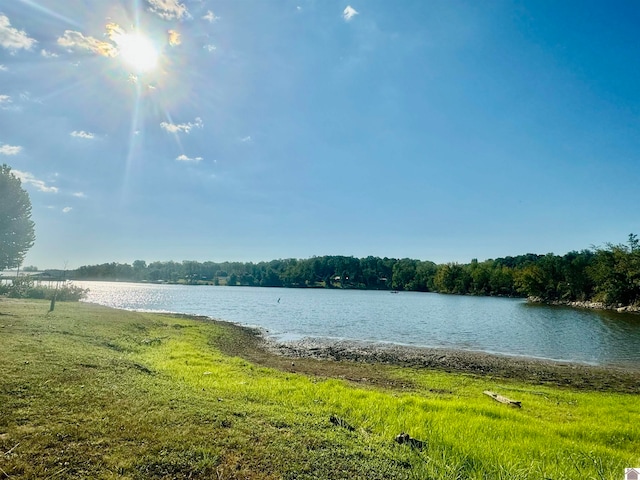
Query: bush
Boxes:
[
  {"xmin": 4, "ymin": 277, "xmax": 88, "ymax": 301},
  {"xmin": 50, "ymin": 284, "xmax": 89, "ymax": 301}
]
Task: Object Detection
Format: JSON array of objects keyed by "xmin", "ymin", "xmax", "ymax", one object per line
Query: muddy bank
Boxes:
[
  {"xmin": 261, "ymin": 336, "xmax": 640, "ymax": 394},
  {"xmin": 199, "ymin": 313, "xmax": 640, "ymax": 393}
]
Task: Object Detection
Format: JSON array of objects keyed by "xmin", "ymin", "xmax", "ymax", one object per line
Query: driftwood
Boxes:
[
  {"xmin": 483, "ymin": 390, "xmax": 522, "ymax": 408},
  {"xmin": 394, "ymin": 432, "xmax": 425, "ymax": 450}
]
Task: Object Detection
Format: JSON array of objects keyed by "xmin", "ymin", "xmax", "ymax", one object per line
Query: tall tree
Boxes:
[{"xmin": 0, "ymin": 165, "xmax": 36, "ymax": 270}]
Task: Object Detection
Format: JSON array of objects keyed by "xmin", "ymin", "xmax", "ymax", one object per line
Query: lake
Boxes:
[{"xmin": 76, "ymin": 281, "xmax": 640, "ymax": 369}]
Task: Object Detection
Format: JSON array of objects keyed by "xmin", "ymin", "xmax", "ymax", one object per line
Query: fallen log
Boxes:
[{"xmin": 483, "ymin": 390, "xmax": 522, "ymax": 408}]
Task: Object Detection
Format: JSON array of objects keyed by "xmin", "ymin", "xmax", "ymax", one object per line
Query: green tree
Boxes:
[
  {"xmin": 433, "ymin": 263, "xmax": 469, "ymax": 294},
  {"xmin": 0, "ymin": 165, "xmax": 36, "ymax": 270},
  {"xmin": 589, "ymin": 235, "xmax": 640, "ymax": 305},
  {"xmin": 391, "ymin": 259, "xmax": 417, "ymax": 290},
  {"xmin": 412, "ymin": 261, "xmax": 437, "ymax": 291},
  {"xmin": 132, "ymin": 260, "xmax": 147, "ymax": 281}
]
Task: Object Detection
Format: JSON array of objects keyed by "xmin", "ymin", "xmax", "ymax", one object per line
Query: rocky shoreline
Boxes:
[{"xmin": 527, "ymin": 296, "xmax": 640, "ymax": 313}]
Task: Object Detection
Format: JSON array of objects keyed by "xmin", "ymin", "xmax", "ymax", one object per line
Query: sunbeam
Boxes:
[
  {"xmin": 120, "ymin": 80, "xmax": 144, "ymax": 207},
  {"xmin": 17, "ymin": 0, "xmax": 82, "ymax": 28}
]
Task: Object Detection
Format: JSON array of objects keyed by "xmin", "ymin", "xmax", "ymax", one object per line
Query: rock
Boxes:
[{"xmin": 395, "ymin": 432, "xmax": 425, "ymax": 450}]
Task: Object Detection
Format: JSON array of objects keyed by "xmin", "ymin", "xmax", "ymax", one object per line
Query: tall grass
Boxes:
[{"xmin": 139, "ymin": 315, "xmax": 640, "ymax": 479}]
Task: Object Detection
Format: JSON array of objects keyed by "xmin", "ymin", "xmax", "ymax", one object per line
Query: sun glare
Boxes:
[{"xmin": 116, "ymin": 33, "xmax": 159, "ymax": 72}]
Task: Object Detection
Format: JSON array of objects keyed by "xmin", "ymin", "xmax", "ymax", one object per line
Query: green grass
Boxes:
[{"xmin": 1, "ymin": 299, "xmax": 638, "ymax": 479}]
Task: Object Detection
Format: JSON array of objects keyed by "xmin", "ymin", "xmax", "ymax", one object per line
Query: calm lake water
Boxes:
[{"xmin": 77, "ymin": 281, "xmax": 640, "ymax": 369}]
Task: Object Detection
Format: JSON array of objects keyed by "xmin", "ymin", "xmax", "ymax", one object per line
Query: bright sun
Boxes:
[{"xmin": 116, "ymin": 33, "xmax": 159, "ymax": 72}]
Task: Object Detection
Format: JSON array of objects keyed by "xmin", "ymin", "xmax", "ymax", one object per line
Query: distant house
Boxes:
[{"xmin": 626, "ymin": 468, "xmax": 640, "ymax": 480}]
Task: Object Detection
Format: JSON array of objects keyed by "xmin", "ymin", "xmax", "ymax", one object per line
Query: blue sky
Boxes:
[{"xmin": 1, "ymin": 0, "xmax": 639, "ymax": 269}]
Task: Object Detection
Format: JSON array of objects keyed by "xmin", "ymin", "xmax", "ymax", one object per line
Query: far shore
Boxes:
[
  {"xmin": 73, "ymin": 278, "xmax": 640, "ymax": 314},
  {"xmin": 527, "ymin": 296, "xmax": 640, "ymax": 314}
]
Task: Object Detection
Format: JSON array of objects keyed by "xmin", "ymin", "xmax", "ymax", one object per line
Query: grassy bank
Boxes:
[{"xmin": 1, "ymin": 299, "xmax": 638, "ymax": 479}]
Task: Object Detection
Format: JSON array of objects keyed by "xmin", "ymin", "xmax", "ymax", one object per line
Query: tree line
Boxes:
[
  {"xmin": 2, "ymin": 164, "xmax": 637, "ymax": 307},
  {"xmin": 71, "ymin": 234, "xmax": 640, "ymax": 307}
]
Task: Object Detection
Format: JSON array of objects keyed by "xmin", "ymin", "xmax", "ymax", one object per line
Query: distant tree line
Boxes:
[{"xmin": 71, "ymin": 234, "xmax": 640, "ymax": 306}]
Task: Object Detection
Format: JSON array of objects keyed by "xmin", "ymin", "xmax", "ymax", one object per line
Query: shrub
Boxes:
[{"xmin": 4, "ymin": 277, "xmax": 88, "ymax": 301}]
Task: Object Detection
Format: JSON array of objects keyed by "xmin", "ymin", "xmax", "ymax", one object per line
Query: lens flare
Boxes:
[{"xmin": 115, "ymin": 33, "xmax": 159, "ymax": 72}]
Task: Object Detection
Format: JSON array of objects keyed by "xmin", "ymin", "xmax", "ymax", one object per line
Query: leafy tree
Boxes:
[
  {"xmin": 413, "ymin": 261, "xmax": 437, "ymax": 291},
  {"xmin": 515, "ymin": 264, "xmax": 546, "ymax": 298},
  {"xmin": 0, "ymin": 165, "xmax": 36, "ymax": 270},
  {"xmin": 391, "ymin": 259, "xmax": 417, "ymax": 290},
  {"xmin": 589, "ymin": 235, "xmax": 640, "ymax": 305},
  {"xmin": 132, "ymin": 260, "xmax": 147, "ymax": 280},
  {"xmin": 433, "ymin": 263, "xmax": 469, "ymax": 294},
  {"xmin": 469, "ymin": 259, "xmax": 492, "ymax": 295}
]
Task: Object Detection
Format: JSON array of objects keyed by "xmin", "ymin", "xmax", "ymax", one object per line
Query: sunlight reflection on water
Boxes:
[{"xmin": 77, "ymin": 281, "xmax": 640, "ymax": 368}]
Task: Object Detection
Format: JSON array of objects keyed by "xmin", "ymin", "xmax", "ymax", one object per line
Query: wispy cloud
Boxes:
[
  {"xmin": 160, "ymin": 117, "xmax": 203, "ymax": 134},
  {"xmin": 0, "ymin": 144, "xmax": 22, "ymax": 155},
  {"xmin": 72, "ymin": 192, "xmax": 86, "ymax": 198},
  {"xmin": 176, "ymin": 154, "xmax": 203, "ymax": 163},
  {"xmin": 0, "ymin": 64, "xmax": 7, "ymax": 71},
  {"xmin": 62, "ymin": 207, "xmax": 72, "ymax": 213},
  {"xmin": 168, "ymin": 30, "xmax": 181, "ymax": 46},
  {"xmin": 203, "ymin": 44, "xmax": 216, "ymax": 52},
  {"xmin": 343, "ymin": 5, "xmax": 359, "ymax": 21},
  {"xmin": 41, "ymin": 49, "xmax": 58, "ymax": 58},
  {"xmin": 70, "ymin": 130, "xmax": 95, "ymax": 139},
  {"xmin": 0, "ymin": 14, "xmax": 37, "ymax": 51},
  {"xmin": 0, "ymin": 94, "xmax": 11, "ymax": 104},
  {"xmin": 57, "ymin": 30, "xmax": 117, "ymax": 57},
  {"xmin": 202, "ymin": 10, "xmax": 219, "ymax": 23},
  {"xmin": 12, "ymin": 170, "xmax": 59, "ymax": 193},
  {"xmin": 147, "ymin": 0, "xmax": 189, "ymax": 20},
  {"xmin": 240, "ymin": 136, "xmax": 252, "ymax": 143}
]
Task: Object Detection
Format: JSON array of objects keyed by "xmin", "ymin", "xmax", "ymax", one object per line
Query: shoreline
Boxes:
[
  {"xmin": 206, "ymin": 318, "xmax": 640, "ymax": 394},
  {"xmin": 527, "ymin": 296, "xmax": 640, "ymax": 313}
]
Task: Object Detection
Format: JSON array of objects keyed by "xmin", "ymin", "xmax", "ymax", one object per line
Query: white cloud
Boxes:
[
  {"xmin": 0, "ymin": 64, "xmax": 7, "ymax": 71},
  {"xmin": 168, "ymin": 30, "xmax": 181, "ymax": 46},
  {"xmin": 12, "ymin": 170, "xmax": 59, "ymax": 193},
  {"xmin": 203, "ymin": 44, "xmax": 216, "ymax": 52},
  {"xmin": 147, "ymin": 0, "xmax": 189, "ymax": 20},
  {"xmin": 176, "ymin": 154, "xmax": 203, "ymax": 163},
  {"xmin": 0, "ymin": 144, "xmax": 22, "ymax": 155},
  {"xmin": 343, "ymin": 5, "xmax": 359, "ymax": 21},
  {"xmin": 0, "ymin": 15, "xmax": 37, "ymax": 51},
  {"xmin": 160, "ymin": 117, "xmax": 203, "ymax": 134},
  {"xmin": 41, "ymin": 49, "xmax": 58, "ymax": 58},
  {"xmin": 240, "ymin": 136, "xmax": 252, "ymax": 143},
  {"xmin": 72, "ymin": 192, "xmax": 86, "ymax": 198},
  {"xmin": 70, "ymin": 130, "xmax": 95, "ymax": 139},
  {"xmin": 0, "ymin": 94, "xmax": 11, "ymax": 104},
  {"xmin": 62, "ymin": 207, "xmax": 72, "ymax": 213},
  {"xmin": 203, "ymin": 10, "xmax": 219, "ymax": 23},
  {"xmin": 57, "ymin": 30, "xmax": 117, "ymax": 57}
]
